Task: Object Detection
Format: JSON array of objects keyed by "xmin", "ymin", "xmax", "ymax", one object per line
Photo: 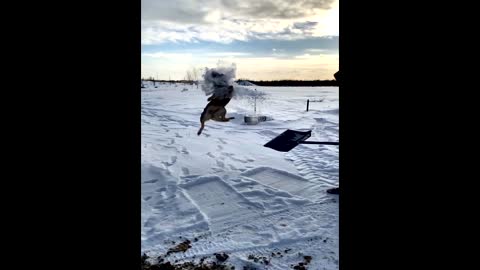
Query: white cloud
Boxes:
[
  {"xmin": 141, "ymin": 20, "xmax": 250, "ymax": 44},
  {"xmin": 142, "ymin": 52, "xmax": 193, "ymax": 61},
  {"xmin": 306, "ymin": 49, "xmax": 327, "ymax": 52},
  {"xmin": 295, "ymin": 53, "xmax": 312, "ymax": 59},
  {"xmin": 206, "ymin": 52, "xmax": 252, "ymax": 56},
  {"xmin": 142, "ymin": 0, "xmax": 335, "ymax": 23},
  {"xmin": 142, "ymin": 17, "xmax": 337, "ymax": 44},
  {"xmin": 141, "ymin": 0, "xmax": 339, "ymax": 44}
]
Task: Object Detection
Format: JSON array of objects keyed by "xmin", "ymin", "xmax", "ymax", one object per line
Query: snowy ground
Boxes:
[{"xmin": 141, "ymin": 81, "xmax": 339, "ymax": 269}]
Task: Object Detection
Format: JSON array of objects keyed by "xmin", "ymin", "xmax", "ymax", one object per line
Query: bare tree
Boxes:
[
  {"xmin": 185, "ymin": 67, "xmax": 202, "ymax": 87},
  {"xmin": 191, "ymin": 68, "xmax": 199, "ymax": 88},
  {"xmin": 186, "ymin": 70, "xmax": 193, "ymax": 84}
]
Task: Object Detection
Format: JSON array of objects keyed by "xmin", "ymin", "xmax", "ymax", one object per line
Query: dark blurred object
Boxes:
[
  {"xmin": 326, "ymin": 187, "xmax": 339, "ymax": 195},
  {"xmin": 333, "ymin": 71, "xmax": 341, "ymax": 84}
]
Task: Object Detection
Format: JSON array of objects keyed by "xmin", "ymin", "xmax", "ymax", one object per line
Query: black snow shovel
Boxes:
[
  {"xmin": 263, "ymin": 129, "xmax": 339, "ymax": 152},
  {"xmin": 263, "ymin": 129, "xmax": 340, "ymax": 195}
]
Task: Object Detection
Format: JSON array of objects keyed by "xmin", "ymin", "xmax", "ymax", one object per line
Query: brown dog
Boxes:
[{"xmin": 197, "ymin": 86, "xmax": 235, "ymax": 135}]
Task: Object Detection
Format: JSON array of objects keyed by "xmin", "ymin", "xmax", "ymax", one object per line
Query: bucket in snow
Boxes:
[{"xmin": 244, "ymin": 115, "xmax": 267, "ymax": 125}]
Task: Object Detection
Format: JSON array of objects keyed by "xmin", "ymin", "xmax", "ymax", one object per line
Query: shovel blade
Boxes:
[{"xmin": 263, "ymin": 129, "xmax": 312, "ymax": 152}]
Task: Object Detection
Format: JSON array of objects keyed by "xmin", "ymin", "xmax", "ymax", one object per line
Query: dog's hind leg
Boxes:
[
  {"xmin": 197, "ymin": 121, "xmax": 205, "ymax": 135},
  {"xmin": 214, "ymin": 108, "xmax": 235, "ymax": 121},
  {"xmin": 215, "ymin": 116, "xmax": 235, "ymax": 122}
]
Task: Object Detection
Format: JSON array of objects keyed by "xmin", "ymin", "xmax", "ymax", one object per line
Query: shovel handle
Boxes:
[{"xmin": 299, "ymin": 141, "xmax": 339, "ymax": 145}]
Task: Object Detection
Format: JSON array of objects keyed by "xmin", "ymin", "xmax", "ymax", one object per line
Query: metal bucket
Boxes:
[{"xmin": 244, "ymin": 115, "xmax": 267, "ymax": 125}]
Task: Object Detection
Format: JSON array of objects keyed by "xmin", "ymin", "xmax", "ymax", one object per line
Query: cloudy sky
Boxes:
[{"xmin": 141, "ymin": 0, "xmax": 339, "ymax": 80}]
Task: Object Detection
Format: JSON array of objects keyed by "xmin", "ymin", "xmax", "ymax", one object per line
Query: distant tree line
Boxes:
[
  {"xmin": 141, "ymin": 78, "xmax": 193, "ymax": 84},
  {"xmin": 141, "ymin": 78, "xmax": 340, "ymax": 87},
  {"xmin": 237, "ymin": 79, "xmax": 339, "ymax": 87},
  {"xmin": 142, "ymin": 67, "xmax": 200, "ymax": 87}
]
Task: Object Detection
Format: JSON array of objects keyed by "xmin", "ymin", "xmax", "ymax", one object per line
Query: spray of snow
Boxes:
[
  {"xmin": 200, "ymin": 62, "xmax": 237, "ymax": 98},
  {"xmin": 233, "ymin": 86, "xmax": 267, "ymax": 100},
  {"xmin": 200, "ymin": 61, "xmax": 268, "ymax": 100}
]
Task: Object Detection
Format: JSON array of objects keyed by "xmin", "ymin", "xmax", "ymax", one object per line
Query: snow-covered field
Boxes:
[{"xmin": 141, "ymin": 81, "xmax": 339, "ymax": 269}]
